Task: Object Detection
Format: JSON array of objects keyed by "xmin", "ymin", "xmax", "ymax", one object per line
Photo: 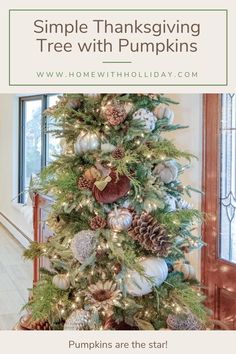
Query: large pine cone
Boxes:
[{"xmin": 129, "ymin": 213, "xmax": 171, "ymax": 256}]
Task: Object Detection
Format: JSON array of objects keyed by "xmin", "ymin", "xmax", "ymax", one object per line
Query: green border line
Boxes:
[{"xmin": 9, "ymin": 8, "xmax": 228, "ymax": 87}]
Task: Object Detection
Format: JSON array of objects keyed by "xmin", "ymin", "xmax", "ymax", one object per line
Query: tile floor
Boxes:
[{"xmin": 0, "ymin": 224, "xmax": 33, "ymax": 330}]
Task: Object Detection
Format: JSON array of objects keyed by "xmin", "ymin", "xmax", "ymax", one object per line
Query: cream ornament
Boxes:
[
  {"xmin": 124, "ymin": 257, "xmax": 168, "ymax": 296},
  {"xmin": 153, "ymin": 161, "xmax": 178, "ymax": 184},
  {"xmin": 64, "ymin": 310, "xmax": 91, "ymax": 330},
  {"xmin": 71, "ymin": 230, "xmax": 97, "ymax": 263},
  {"xmin": 154, "ymin": 104, "xmax": 174, "ymax": 124},
  {"xmin": 132, "ymin": 108, "xmax": 157, "ymax": 132},
  {"xmin": 52, "ymin": 274, "xmax": 70, "ymax": 290},
  {"xmin": 74, "ymin": 131, "xmax": 100, "ymax": 154},
  {"xmin": 108, "ymin": 207, "xmax": 132, "ymax": 232},
  {"xmin": 174, "ymin": 262, "xmax": 196, "ymax": 280},
  {"xmin": 101, "ymin": 143, "xmax": 116, "ymax": 153},
  {"xmin": 165, "ymin": 195, "xmax": 177, "ymax": 212}
]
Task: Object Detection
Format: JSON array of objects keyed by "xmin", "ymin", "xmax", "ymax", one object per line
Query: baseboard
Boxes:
[{"xmin": 0, "ymin": 212, "xmax": 31, "ymax": 248}]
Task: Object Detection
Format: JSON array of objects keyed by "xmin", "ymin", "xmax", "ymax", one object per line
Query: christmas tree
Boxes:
[{"xmin": 24, "ymin": 93, "xmax": 209, "ymax": 330}]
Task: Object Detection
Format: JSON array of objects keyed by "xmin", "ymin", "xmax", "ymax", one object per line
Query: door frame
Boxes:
[{"xmin": 201, "ymin": 94, "xmax": 221, "ymax": 314}]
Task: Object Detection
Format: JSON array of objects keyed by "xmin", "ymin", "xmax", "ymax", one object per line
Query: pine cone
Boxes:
[
  {"xmin": 166, "ymin": 313, "xmax": 203, "ymax": 330},
  {"xmin": 78, "ymin": 177, "xmax": 93, "ymax": 190},
  {"xmin": 104, "ymin": 104, "xmax": 127, "ymax": 126},
  {"xmin": 129, "ymin": 213, "xmax": 171, "ymax": 256},
  {"xmin": 90, "ymin": 215, "xmax": 107, "ymax": 230},
  {"xmin": 112, "ymin": 147, "xmax": 125, "ymax": 160},
  {"xmin": 31, "ymin": 319, "xmax": 52, "ymax": 330}
]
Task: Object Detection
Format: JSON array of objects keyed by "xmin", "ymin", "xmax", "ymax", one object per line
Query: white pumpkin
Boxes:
[
  {"xmin": 74, "ymin": 131, "xmax": 100, "ymax": 154},
  {"xmin": 108, "ymin": 208, "xmax": 132, "ymax": 232},
  {"xmin": 52, "ymin": 274, "xmax": 70, "ymax": 290},
  {"xmin": 132, "ymin": 108, "xmax": 157, "ymax": 132},
  {"xmin": 154, "ymin": 104, "xmax": 174, "ymax": 124},
  {"xmin": 153, "ymin": 161, "xmax": 178, "ymax": 184},
  {"xmin": 174, "ymin": 262, "xmax": 196, "ymax": 280},
  {"xmin": 124, "ymin": 257, "xmax": 168, "ymax": 296}
]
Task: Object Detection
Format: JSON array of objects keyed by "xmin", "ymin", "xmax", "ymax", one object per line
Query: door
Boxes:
[{"xmin": 202, "ymin": 94, "xmax": 236, "ymax": 329}]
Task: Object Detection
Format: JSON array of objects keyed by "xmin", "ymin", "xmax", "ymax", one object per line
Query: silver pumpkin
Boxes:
[
  {"xmin": 74, "ymin": 131, "xmax": 100, "ymax": 155},
  {"xmin": 108, "ymin": 208, "xmax": 132, "ymax": 232}
]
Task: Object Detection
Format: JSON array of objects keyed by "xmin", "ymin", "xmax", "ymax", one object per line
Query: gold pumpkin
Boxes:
[
  {"xmin": 108, "ymin": 208, "xmax": 132, "ymax": 232},
  {"xmin": 52, "ymin": 274, "xmax": 70, "ymax": 290}
]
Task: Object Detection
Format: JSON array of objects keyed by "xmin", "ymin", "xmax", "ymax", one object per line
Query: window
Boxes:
[
  {"xmin": 19, "ymin": 94, "xmax": 60, "ymax": 203},
  {"xmin": 220, "ymin": 94, "xmax": 236, "ymax": 263}
]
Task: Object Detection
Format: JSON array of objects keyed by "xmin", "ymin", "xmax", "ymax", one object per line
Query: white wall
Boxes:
[
  {"xmin": 166, "ymin": 94, "xmax": 203, "ymax": 279},
  {"xmin": 0, "ymin": 94, "xmax": 32, "ymax": 247},
  {"xmin": 0, "ymin": 94, "xmax": 203, "ymax": 276}
]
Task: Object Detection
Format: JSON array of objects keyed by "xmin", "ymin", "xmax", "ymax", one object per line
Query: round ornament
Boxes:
[
  {"xmin": 101, "ymin": 143, "xmax": 116, "ymax": 153},
  {"xmin": 92, "ymin": 169, "xmax": 130, "ymax": 204},
  {"xmin": 108, "ymin": 208, "xmax": 132, "ymax": 232},
  {"xmin": 154, "ymin": 104, "xmax": 174, "ymax": 124},
  {"xmin": 124, "ymin": 257, "xmax": 168, "ymax": 296},
  {"xmin": 71, "ymin": 230, "xmax": 97, "ymax": 263},
  {"xmin": 52, "ymin": 274, "xmax": 70, "ymax": 290},
  {"xmin": 132, "ymin": 108, "xmax": 157, "ymax": 132},
  {"xmin": 64, "ymin": 310, "xmax": 91, "ymax": 330},
  {"xmin": 166, "ymin": 313, "xmax": 203, "ymax": 330},
  {"xmin": 174, "ymin": 262, "xmax": 196, "ymax": 280},
  {"xmin": 74, "ymin": 131, "xmax": 100, "ymax": 155},
  {"xmin": 153, "ymin": 161, "xmax": 178, "ymax": 184}
]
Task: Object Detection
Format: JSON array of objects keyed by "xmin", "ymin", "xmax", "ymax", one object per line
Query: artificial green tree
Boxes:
[{"xmin": 24, "ymin": 93, "xmax": 209, "ymax": 330}]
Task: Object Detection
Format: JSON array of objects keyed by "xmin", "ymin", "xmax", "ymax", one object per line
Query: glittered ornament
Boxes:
[
  {"xmin": 132, "ymin": 108, "xmax": 157, "ymax": 132},
  {"xmin": 92, "ymin": 169, "xmax": 130, "ymax": 204},
  {"xmin": 154, "ymin": 104, "xmax": 174, "ymax": 124},
  {"xmin": 108, "ymin": 207, "xmax": 132, "ymax": 232},
  {"xmin": 90, "ymin": 215, "xmax": 107, "ymax": 230},
  {"xmin": 165, "ymin": 195, "xmax": 177, "ymax": 211},
  {"xmin": 124, "ymin": 257, "xmax": 168, "ymax": 296},
  {"xmin": 71, "ymin": 230, "xmax": 97, "ymax": 263},
  {"xmin": 166, "ymin": 313, "xmax": 203, "ymax": 330},
  {"xmin": 103, "ymin": 103, "xmax": 128, "ymax": 126},
  {"xmin": 176, "ymin": 198, "xmax": 192, "ymax": 210},
  {"xmin": 153, "ymin": 161, "xmax": 178, "ymax": 184},
  {"xmin": 74, "ymin": 131, "xmax": 100, "ymax": 155},
  {"xmin": 64, "ymin": 310, "xmax": 91, "ymax": 330},
  {"xmin": 52, "ymin": 274, "xmax": 70, "ymax": 290}
]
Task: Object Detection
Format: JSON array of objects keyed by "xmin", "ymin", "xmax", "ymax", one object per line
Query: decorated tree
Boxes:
[{"xmin": 23, "ymin": 93, "xmax": 209, "ymax": 331}]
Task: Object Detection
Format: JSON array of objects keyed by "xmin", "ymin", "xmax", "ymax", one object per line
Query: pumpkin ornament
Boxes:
[
  {"xmin": 132, "ymin": 108, "xmax": 157, "ymax": 132},
  {"xmin": 108, "ymin": 207, "xmax": 133, "ymax": 232},
  {"xmin": 74, "ymin": 131, "xmax": 100, "ymax": 155},
  {"xmin": 52, "ymin": 274, "xmax": 70, "ymax": 290},
  {"xmin": 92, "ymin": 163, "xmax": 130, "ymax": 204},
  {"xmin": 124, "ymin": 257, "xmax": 168, "ymax": 296},
  {"xmin": 154, "ymin": 104, "xmax": 174, "ymax": 124},
  {"xmin": 174, "ymin": 261, "xmax": 196, "ymax": 280},
  {"xmin": 153, "ymin": 160, "xmax": 178, "ymax": 184}
]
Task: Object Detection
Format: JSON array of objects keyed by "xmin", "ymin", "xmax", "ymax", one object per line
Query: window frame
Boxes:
[{"xmin": 18, "ymin": 94, "xmax": 55, "ymax": 203}]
